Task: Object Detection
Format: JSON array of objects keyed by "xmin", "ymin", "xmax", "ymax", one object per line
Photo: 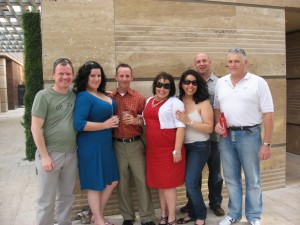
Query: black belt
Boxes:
[
  {"xmin": 228, "ymin": 124, "xmax": 259, "ymax": 131},
  {"xmin": 113, "ymin": 135, "xmax": 141, "ymax": 143}
]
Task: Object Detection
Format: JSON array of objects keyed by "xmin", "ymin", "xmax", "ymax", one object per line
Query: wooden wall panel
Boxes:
[
  {"xmin": 287, "ymin": 125, "xmax": 300, "ymax": 155},
  {"xmin": 287, "ymin": 32, "xmax": 300, "ymax": 155}
]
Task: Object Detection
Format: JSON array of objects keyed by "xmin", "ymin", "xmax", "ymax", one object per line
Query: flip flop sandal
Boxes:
[{"xmin": 177, "ymin": 217, "xmax": 194, "ymax": 224}]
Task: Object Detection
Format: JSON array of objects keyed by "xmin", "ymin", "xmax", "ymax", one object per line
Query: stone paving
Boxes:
[{"xmin": 1, "ymin": 108, "xmax": 300, "ymax": 225}]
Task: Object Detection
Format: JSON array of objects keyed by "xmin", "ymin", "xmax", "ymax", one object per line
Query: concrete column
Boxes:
[{"xmin": 0, "ymin": 58, "xmax": 8, "ymax": 112}]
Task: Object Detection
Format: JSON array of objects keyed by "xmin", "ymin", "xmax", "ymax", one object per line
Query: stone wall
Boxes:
[
  {"xmin": 41, "ymin": 0, "xmax": 289, "ymax": 217},
  {"xmin": 0, "ymin": 58, "xmax": 7, "ymax": 112}
]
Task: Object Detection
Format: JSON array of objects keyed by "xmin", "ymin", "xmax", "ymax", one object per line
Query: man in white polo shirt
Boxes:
[{"xmin": 214, "ymin": 48, "xmax": 274, "ymax": 225}]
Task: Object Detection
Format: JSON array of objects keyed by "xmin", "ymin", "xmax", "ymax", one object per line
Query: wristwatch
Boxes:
[{"xmin": 263, "ymin": 142, "xmax": 271, "ymax": 148}]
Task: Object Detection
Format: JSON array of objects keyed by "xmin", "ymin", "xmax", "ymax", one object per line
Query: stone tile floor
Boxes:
[{"xmin": 1, "ymin": 108, "xmax": 300, "ymax": 225}]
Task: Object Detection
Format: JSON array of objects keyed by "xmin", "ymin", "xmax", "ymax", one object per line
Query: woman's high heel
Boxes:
[
  {"xmin": 168, "ymin": 220, "xmax": 176, "ymax": 225},
  {"xmin": 158, "ymin": 216, "xmax": 168, "ymax": 225}
]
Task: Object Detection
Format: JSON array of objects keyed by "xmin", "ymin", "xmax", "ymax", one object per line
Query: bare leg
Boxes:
[
  {"xmin": 100, "ymin": 181, "xmax": 118, "ymax": 224},
  {"xmin": 162, "ymin": 188, "xmax": 177, "ymax": 223},
  {"xmin": 195, "ymin": 219, "xmax": 205, "ymax": 225},
  {"xmin": 159, "ymin": 189, "xmax": 168, "ymax": 218},
  {"xmin": 87, "ymin": 190, "xmax": 105, "ymax": 225}
]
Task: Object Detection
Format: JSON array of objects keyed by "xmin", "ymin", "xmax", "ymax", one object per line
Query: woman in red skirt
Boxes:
[{"xmin": 143, "ymin": 72, "xmax": 186, "ymax": 225}]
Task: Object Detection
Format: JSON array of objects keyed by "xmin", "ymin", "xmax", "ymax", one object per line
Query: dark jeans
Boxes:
[
  {"xmin": 186, "ymin": 141, "xmax": 223, "ymax": 208},
  {"xmin": 185, "ymin": 140, "xmax": 210, "ymax": 220}
]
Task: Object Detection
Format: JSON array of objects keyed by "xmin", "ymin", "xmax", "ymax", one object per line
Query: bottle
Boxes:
[{"xmin": 220, "ymin": 112, "xmax": 228, "ymax": 137}]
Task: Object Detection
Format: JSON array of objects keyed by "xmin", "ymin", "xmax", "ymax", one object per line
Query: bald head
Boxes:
[{"xmin": 194, "ymin": 52, "xmax": 211, "ymax": 80}]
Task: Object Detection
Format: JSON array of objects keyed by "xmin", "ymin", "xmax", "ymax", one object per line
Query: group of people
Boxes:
[{"xmin": 31, "ymin": 48, "xmax": 274, "ymax": 225}]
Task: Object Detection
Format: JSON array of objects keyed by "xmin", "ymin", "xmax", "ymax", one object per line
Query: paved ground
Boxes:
[{"xmin": 0, "ymin": 108, "xmax": 300, "ymax": 225}]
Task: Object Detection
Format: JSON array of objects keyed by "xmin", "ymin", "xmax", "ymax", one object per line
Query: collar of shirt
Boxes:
[
  {"xmin": 112, "ymin": 87, "xmax": 134, "ymax": 97},
  {"xmin": 207, "ymin": 73, "xmax": 217, "ymax": 83},
  {"xmin": 226, "ymin": 71, "xmax": 251, "ymax": 81},
  {"xmin": 225, "ymin": 71, "xmax": 251, "ymax": 87}
]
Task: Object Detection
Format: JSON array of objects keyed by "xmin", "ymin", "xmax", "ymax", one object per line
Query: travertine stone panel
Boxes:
[
  {"xmin": 261, "ymin": 146, "xmax": 286, "ymax": 171},
  {"xmin": 266, "ymin": 79, "xmax": 286, "ymax": 145},
  {"xmin": 0, "ymin": 70, "xmax": 7, "ymax": 89},
  {"xmin": 42, "ymin": 0, "xmax": 115, "ymax": 79},
  {"xmin": 235, "ymin": 6, "xmax": 285, "ymax": 76},
  {"xmin": 0, "ymin": 58, "xmax": 8, "ymax": 112},
  {"xmin": 42, "ymin": 0, "xmax": 288, "ymax": 216},
  {"xmin": 0, "ymin": 87, "xmax": 7, "ymax": 100},
  {"xmin": 115, "ymin": 0, "xmax": 235, "ymax": 78},
  {"xmin": 213, "ymin": 54, "xmax": 285, "ymax": 78},
  {"xmin": 260, "ymin": 146, "xmax": 286, "ymax": 190},
  {"xmin": 114, "ymin": 0, "xmax": 285, "ymax": 78},
  {"xmin": 0, "ymin": 58, "xmax": 6, "ymax": 89},
  {"xmin": 0, "ymin": 89, "xmax": 8, "ymax": 112},
  {"xmin": 204, "ymin": 0, "xmax": 300, "ymax": 8}
]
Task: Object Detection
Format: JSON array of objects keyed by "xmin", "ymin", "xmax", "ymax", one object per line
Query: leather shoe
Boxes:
[
  {"xmin": 210, "ymin": 205, "xmax": 225, "ymax": 216},
  {"xmin": 180, "ymin": 204, "xmax": 189, "ymax": 213},
  {"xmin": 141, "ymin": 221, "xmax": 156, "ymax": 225},
  {"xmin": 123, "ymin": 220, "xmax": 134, "ymax": 225}
]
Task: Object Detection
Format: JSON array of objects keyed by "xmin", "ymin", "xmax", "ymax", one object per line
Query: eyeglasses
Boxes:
[
  {"xmin": 156, "ymin": 82, "xmax": 171, "ymax": 89},
  {"xmin": 84, "ymin": 61, "xmax": 95, "ymax": 67},
  {"xmin": 183, "ymin": 79, "xmax": 197, "ymax": 86}
]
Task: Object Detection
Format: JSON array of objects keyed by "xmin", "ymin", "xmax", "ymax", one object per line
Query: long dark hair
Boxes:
[
  {"xmin": 178, "ymin": 69, "xmax": 209, "ymax": 104},
  {"xmin": 73, "ymin": 61, "xmax": 107, "ymax": 94}
]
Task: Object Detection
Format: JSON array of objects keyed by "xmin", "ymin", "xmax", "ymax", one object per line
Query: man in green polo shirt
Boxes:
[{"xmin": 31, "ymin": 58, "xmax": 77, "ymax": 225}]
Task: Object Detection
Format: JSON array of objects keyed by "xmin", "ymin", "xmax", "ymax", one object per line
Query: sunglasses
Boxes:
[
  {"xmin": 53, "ymin": 58, "xmax": 72, "ymax": 67},
  {"xmin": 156, "ymin": 82, "xmax": 171, "ymax": 89},
  {"xmin": 84, "ymin": 61, "xmax": 95, "ymax": 67},
  {"xmin": 183, "ymin": 79, "xmax": 197, "ymax": 86}
]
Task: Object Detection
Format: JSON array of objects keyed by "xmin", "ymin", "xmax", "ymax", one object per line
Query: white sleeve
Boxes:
[
  {"xmin": 172, "ymin": 98, "xmax": 186, "ymax": 128},
  {"xmin": 258, "ymin": 79, "xmax": 274, "ymax": 113}
]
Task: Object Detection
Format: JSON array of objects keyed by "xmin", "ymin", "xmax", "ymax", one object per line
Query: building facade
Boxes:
[{"xmin": 41, "ymin": 0, "xmax": 300, "ymax": 217}]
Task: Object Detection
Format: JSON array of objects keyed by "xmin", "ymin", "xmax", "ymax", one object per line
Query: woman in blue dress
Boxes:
[{"xmin": 73, "ymin": 61, "xmax": 120, "ymax": 225}]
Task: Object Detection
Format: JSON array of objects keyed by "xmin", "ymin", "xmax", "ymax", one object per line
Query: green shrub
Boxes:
[{"xmin": 22, "ymin": 12, "xmax": 43, "ymax": 161}]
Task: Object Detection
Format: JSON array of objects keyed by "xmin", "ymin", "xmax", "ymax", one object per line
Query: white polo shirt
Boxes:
[{"xmin": 214, "ymin": 72, "xmax": 274, "ymax": 127}]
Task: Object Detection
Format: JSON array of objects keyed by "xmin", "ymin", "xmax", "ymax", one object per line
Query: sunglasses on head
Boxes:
[
  {"xmin": 183, "ymin": 79, "xmax": 197, "ymax": 86},
  {"xmin": 84, "ymin": 61, "xmax": 95, "ymax": 67},
  {"xmin": 156, "ymin": 82, "xmax": 171, "ymax": 89},
  {"xmin": 53, "ymin": 58, "xmax": 72, "ymax": 67}
]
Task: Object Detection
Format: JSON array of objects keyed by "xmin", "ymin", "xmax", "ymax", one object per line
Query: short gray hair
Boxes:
[{"xmin": 228, "ymin": 48, "xmax": 247, "ymax": 58}]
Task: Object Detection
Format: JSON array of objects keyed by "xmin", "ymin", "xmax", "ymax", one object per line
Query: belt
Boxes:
[
  {"xmin": 113, "ymin": 135, "xmax": 141, "ymax": 143},
  {"xmin": 228, "ymin": 124, "xmax": 259, "ymax": 131}
]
